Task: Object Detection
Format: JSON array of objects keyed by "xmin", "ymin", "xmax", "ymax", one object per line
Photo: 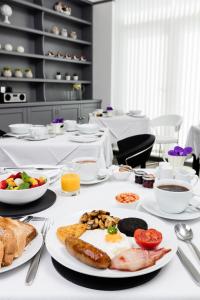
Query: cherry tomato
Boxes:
[
  {"xmin": 134, "ymin": 228, "xmax": 162, "ymax": 249},
  {"xmin": 14, "ymin": 172, "xmax": 22, "ymax": 179},
  {"xmin": 0, "ymin": 180, "xmax": 8, "ymax": 189}
]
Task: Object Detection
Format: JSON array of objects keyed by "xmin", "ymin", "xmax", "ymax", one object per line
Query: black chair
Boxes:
[
  {"xmin": 192, "ymin": 154, "xmax": 199, "ymax": 176},
  {"xmin": 116, "ymin": 134, "xmax": 155, "ymax": 168},
  {"xmin": 0, "ymin": 129, "xmax": 6, "ymax": 137}
]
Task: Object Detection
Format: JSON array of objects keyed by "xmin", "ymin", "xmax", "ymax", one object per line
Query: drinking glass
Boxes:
[{"xmin": 61, "ymin": 163, "xmax": 80, "ymax": 196}]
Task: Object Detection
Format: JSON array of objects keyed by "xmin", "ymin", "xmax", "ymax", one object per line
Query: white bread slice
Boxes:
[
  {"xmin": 0, "ymin": 227, "xmax": 17, "ymax": 266},
  {"xmin": 0, "ymin": 239, "xmax": 4, "ymax": 267},
  {"xmin": 0, "ymin": 217, "xmax": 37, "ymax": 258}
]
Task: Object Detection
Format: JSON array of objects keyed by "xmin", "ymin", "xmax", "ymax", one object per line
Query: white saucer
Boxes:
[
  {"xmin": 80, "ymin": 174, "xmax": 109, "ymax": 185},
  {"xmin": 141, "ymin": 196, "xmax": 200, "ymax": 220},
  {"xmin": 69, "ymin": 135, "xmax": 99, "ymax": 143},
  {"xmin": 24, "ymin": 135, "xmax": 50, "ymax": 141}
]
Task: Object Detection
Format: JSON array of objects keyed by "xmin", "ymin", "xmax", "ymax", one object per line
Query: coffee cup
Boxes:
[
  {"xmin": 72, "ymin": 157, "xmax": 98, "ymax": 181},
  {"xmin": 175, "ymin": 167, "xmax": 198, "ymax": 186},
  {"xmin": 157, "ymin": 162, "xmax": 173, "ymax": 179},
  {"xmin": 154, "ymin": 179, "xmax": 193, "ymax": 214},
  {"xmin": 29, "ymin": 125, "xmax": 48, "ymax": 139}
]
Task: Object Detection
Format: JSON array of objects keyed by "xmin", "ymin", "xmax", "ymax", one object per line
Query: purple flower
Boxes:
[
  {"xmin": 52, "ymin": 118, "xmax": 64, "ymax": 124},
  {"xmin": 107, "ymin": 106, "xmax": 113, "ymax": 111},
  {"xmin": 168, "ymin": 145, "xmax": 193, "ymax": 156}
]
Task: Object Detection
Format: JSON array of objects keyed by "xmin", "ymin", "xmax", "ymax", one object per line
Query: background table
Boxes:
[
  {"xmin": 0, "ymin": 129, "xmax": 113, "ymax": 168},
  {"xmin": 186, "ymin": 125, "xmax": 200, "ymax": 175},
  {"xmin": 1, "ymin": 172, "xmax": 200, "ymax": 299},
  {"xmin": 90, "ymin": 115, "xmax": 150, "ymax": 144}
]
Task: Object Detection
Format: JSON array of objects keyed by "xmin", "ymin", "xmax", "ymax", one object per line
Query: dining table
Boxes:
[
  {"xmin": 89, "ymin": 114, "xmax": 151, "ymax": 144},
  {"xmin": 1, "ymin": 169, "xmax": 200, "ymax": 300},
  {"xmin": 0, "ymin": 129, "xmax": 113, "ymax": 169}
]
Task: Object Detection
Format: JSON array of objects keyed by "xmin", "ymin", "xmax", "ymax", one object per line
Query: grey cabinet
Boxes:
[
  {"xmin": 0, "ymin": 108, "xmax": 27, "ymax": 132},
  {"xmin": 80, "ymin": 103, "xmax": 101, "ymax": 123},
  {"xmin": 28, "ymin": 106, "xmax": 55, "ymax": 125},
  {"xmin": 57, "ymin": 104, "xmax": 80, "ymax": 121},
  {"xmin": 0, "ymin": 100, "xmax": 102, "ymax": 131}
]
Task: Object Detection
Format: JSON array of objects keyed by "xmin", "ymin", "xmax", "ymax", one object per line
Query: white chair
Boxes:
[{"xmin": 150, "ymin": 114, "xmax": 183, "ymax": 157}]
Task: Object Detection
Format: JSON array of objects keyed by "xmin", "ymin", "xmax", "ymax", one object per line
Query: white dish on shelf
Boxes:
[
  {"xmin": 46, "ymin": 208, "xmax": 177, "ymax": 278},
  {"xmin": 0, "ymin": 232, "xmax": 43, "ymax": 273},
  {"xmin": 141, "ymin": 196, "xmax": 200, "ymax": 220}
]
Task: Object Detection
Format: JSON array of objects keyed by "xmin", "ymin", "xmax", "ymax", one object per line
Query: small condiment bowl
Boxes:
[
  {"xmin": 115, "ymin": 192, "xmax": 140, "ymax": 208},
  {"xmin": 112, "ymin": 168, "xmax": 130, "ymax": 181}
]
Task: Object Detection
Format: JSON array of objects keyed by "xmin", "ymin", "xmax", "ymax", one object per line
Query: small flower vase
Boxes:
[
  {"xmin": 51, "ymin": 123, "xmax": 64, "ymax": 135},
  {"xmin": 66, "ymin": 75, "xmax": 71, "ymax": 81},
  {"xmin": 163, "ymin": 155, "xmax": 186, "ymax": 169},
  {"xmin": 107, "ymin": 110, "xmax": 113, "ymax": 117}
]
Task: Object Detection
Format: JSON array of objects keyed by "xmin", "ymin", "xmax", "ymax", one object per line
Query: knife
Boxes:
[
  {"xmin": 3, "ymin": 167, "xmax": 61, "ymax": 171},
  {"xmin": 177, "ymin": 247, "xmax": 200, "ymax": 285},
  {"xmin": 25, "ymin": 219, "xmax": 50, "ymax": 285}
]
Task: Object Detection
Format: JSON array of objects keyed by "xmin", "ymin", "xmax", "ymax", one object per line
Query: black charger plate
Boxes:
[
  {"xmin": 52, "ymin": 258, "xmax": 161, "ymax": 291},
  {"xmin": 0, "ymin": 189, "xmax": 56, "ymax": 217}
]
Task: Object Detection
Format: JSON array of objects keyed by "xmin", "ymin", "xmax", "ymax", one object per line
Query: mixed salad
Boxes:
[{"xmin": 0, "ymin": 172, "xmax": 47, "ymax": 190}]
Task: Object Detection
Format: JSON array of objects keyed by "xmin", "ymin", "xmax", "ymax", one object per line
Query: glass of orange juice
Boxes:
[{"xmin": 61, "ymin": 163, "xmax": 80, "ymax": 196}]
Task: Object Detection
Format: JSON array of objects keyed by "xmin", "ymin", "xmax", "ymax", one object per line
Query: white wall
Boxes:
[{"xmin": 93, "ymin": 2, "xmax": 113, "ymax": 109}]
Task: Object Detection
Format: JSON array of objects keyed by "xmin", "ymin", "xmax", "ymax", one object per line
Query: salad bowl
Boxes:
[{"xmin": 0, "ymin": 171, "xmax": 49, "ymax": 205}]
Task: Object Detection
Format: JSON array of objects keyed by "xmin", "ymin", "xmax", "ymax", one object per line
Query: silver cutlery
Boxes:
[
  {"xmin": 175, "ymin": 223, "xmax": 200, "ymax": 262},
  {"xmin": 25, "ymin": 219, "xmax": 50, "ymax": 285},
  {"xmin": 13, "ymin": 215, "xmax": 46, "ymax": 222},
  {"xmin": 177, "ymin": 247, "xmax": 200, "ymax": 285}
]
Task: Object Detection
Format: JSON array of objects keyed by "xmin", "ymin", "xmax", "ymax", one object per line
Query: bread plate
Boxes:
[
  {"xmin": 0, "ymin": 232, "xmax": 42, "ymax": 273},
  {"xmin": 46, "ymin": 208, "xmax": 177, "ymax": 278}
]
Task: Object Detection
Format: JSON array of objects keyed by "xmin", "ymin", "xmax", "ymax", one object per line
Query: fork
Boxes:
[{"xmin": 25, "ymin": 219, "xmax": 50, "ymax": 285}]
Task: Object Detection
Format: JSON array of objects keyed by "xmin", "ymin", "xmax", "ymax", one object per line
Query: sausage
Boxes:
[{"xmin": 65, "ymin": 237, "xmax": 111, "ymax": 269}]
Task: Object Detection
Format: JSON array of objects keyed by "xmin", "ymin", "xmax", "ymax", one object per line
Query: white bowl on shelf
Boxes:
[
  {"xmin": 0, "ymin": 172, "xmax": 49, "ymax": 205},
  {"xmin": 9, "ymin": 124, "xmax": 32, "ymax": 135},
  {"xmin": 76, "ymin": 124, "xmax": 99, "ymax": 134}
]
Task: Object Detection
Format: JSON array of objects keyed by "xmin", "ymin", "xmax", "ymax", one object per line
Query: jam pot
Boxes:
[
  {"xmin": 142, "ymin": 174, "xmax": 155, "ymax": 189},
  {"xmin": 134, "ymin": 170, "xmax": 146, "ymax": 184}
]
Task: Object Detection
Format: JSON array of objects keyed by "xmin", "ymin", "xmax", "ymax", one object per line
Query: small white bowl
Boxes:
[
  {"xmin": 112, "ymin": 168, "xmax": 130, "ymax": 181},
  {"xmin": 115, "ymin": 193, "xmax": 140, "ymax": 209},
  {"xmin": 76, "ymin": 124, "xmax": 99, "ymax": 134},
  {"xmin": 9, "ymin": 124, "xmax": 31, "ymax": 135},
  {"xmin": 0, "ymin": 172, "xmax": 49, "ymax": 205}
]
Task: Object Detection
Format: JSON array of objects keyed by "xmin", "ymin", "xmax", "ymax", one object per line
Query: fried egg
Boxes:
[{"xmin": 81, "ymin": 229, "xmax": 132, "ymax": 258}]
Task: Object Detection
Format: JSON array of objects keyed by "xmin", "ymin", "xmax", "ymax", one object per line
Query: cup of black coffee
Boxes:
[{"xmin": 154, "ymin": 179, "xmax": 193, "ymax": 213}]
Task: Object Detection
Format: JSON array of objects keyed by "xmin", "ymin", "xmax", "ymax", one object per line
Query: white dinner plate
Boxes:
[
  {"xmin": 80, "ymin": 174, "xmax": 109, "ymax": 185},
  {"xmin": 46, "ymin": 208, "xmax": 177, "ymax": 278},
  {"xmin": 0, "ymin": 232, "xmax": 43, "ymax": 273},
  {"xmin": 69, "ymin": 135, "xmax": 99, "ymax": 143},
  {"xmin": 141, "ymin": 196, "xmax": 200, "ymax": 220}
]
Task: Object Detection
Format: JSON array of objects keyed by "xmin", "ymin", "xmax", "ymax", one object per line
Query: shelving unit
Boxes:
[
  {"xmin": 0, "ymin": 0, "xmax": 101, "ymax": 129},
  {"xmin": 0, "ymin": 0, "xmax": 95, "ymax": 102}
]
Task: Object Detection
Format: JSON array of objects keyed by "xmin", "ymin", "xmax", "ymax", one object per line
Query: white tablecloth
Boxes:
[
  {"xmin": 90, "ymin": 115, "xmax": 150, "ymax": 144},
  {"xmin": 1, "ymin": 172, "xmax": 200, "ymax": 299},
  {"xmin": 186, "ymin": 125, "xmax": 200, "ymax": 158},
  {"xmin": 0, "ymin": 129, "xmax": 113, "ymax": 168}
]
